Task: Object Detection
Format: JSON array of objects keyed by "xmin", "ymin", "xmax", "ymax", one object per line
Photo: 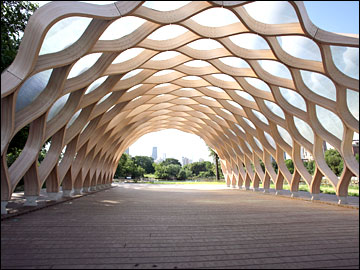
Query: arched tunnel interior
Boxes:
[{"xmin": 1, "ymin": 1, "xmax": 359, "ymax": 214}]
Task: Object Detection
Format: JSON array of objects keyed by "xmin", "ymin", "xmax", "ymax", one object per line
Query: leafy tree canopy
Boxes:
[
  {"xmin": 1, "ymin": 1, "xmax": 39, "ymax": 72},
  {"xmin": 161, "ymin": 158, "xmax": 181, "ymax": 167}
]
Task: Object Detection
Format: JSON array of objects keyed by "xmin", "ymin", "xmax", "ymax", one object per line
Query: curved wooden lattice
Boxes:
[{"xmin": 1, "ymin": 1, "xmax": 359, "ymax": 209}]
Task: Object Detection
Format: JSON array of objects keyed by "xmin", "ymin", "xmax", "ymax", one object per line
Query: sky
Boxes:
[{"xmin": 32, "ymin": 1, "xmax": 359, "ymax": 162}]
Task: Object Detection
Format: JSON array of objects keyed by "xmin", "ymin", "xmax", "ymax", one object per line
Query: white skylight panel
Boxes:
[
  {"xmin": 187, "ymin": 39, "xmax": 224, "ymax": 50},
  {"xmin": 242, "ymin": 117, "xmax": 256, "ymax": 129},
  {"xmin": 142, "ymin": 1, "xmax": 191, "ymax": 11},
  {"xmin": 67, "ymin": 109, "xmax": 81, "ymax": 128},
  {"xmin": 347, "ymin": 89, "xmax": 359, "ymax": 120},
  {"xmin": 85, "ymin": 76, "xmax": 108, "ymax": 94},
  {"xmin": 97, "ymin": 92, "xmax": 112, "ymax": 105},
  {"xmin": 245, "ymin": 141, "xmax": 252, "ymax": 152},
  {"xmin": 227, "ymin": 100, "xmax": 243, "ymax": 110},
  {"xmin": 212, "ymin": 74, "xmax": 236, "ymax": 82},
  {"xmin": 182, "ymin": 76, "xmax": 202, "ymax": 80},
  {"xmin": 127, "ymin": 84, "xmax": 143, "ymax": 93},
  {"xmin": 252, "ymin": 110, "xmax": 269, "ymax": 125},
  {"xmin": 219, "ymin": 57, "xmax": 250, "ymax": 68},
  {"xmin": 277, "ymin": 125, "xmax": 293, "ymax": 146},
  {"xmin": 206, "ymin": 86, "xmax": 225, "ymax": 93},
  {"xmin": 235, "ymin": 123, "xmax": 245, "ymax": 133},
  {"xmin": 151, "ymin": 51, "xmax": 181, "ymax": 61},
  {"xmin": 121, "ymin": 69, "xmax": 143, "ymax": 80},
  {"xmin": 235, "ymin": 90, "xmax": 255, "ymax": 102},
  {"xmin": 300, "ymin": 70, "xmax": 336, "ymax": 101},
  {"xmin": 184, "ymin": 60, "xmax": 210, "ymax": 67},
  {"xmin": 264, "ymin": 131, "xmax": 276, "ymax": 149},
  {"xmin": 254, "ymin": 137, "xmax": 263, "ymax": 150},
  {"xmin": 47, "ymin": 93, "xmax": 70, "ymax": 121},
  {"xmin": 16, "ymin": 69, "xmax": 53, "ymax": 112},
  {"xmin": 277, "ymin": 36, "xmax": 322, "ymax": 61},
  {"xmin": 40, "ymin": 17, "xmax": 91, "ymax": 55},
  {"xmin": 99, "ymin": 16, "xmax": 146, "ymax": 40},
  {"xmin": 229, "ymin": 33, "xmax": 270, "ymax": 50},
  {"xmin": 147, "ymin": 25, "xmax": 188, "ymax": 40},
  {"xmin": 316, "ymin": 105, "xmax": 344, "ymax": 140},
  {"xmin": 264, "ymin": 100, "xmax": 285, "ymax": 119},
  {"xmin": 153, "ymin": 70, "xmax": 175, "ymax": 76},
  {"xmin": 258, "ymin": 60, "xmax": 292, "ymax": 79},
  {"xmin": 245, "ymin": 77, "xmax": 271, "ymax": 92},
  {"xmin": 330, "ymin": 46, "xmax": 359, "ymax": 79},
  {"xmin": 243, "ymin": 1, "xmax": 299, "ymax": 24},
  {"xmin": 294, "ymin": 117, "xmax": 314, "ymax": 144},
  {"xmin": 191, "ymin": 7, "xmax": 240, "ymax": 27},
  {"xmin": 279, "ymin": 87, "xmax": 307, "ymax": 111},
  {"xmin": 112, "ymin": 48, "xmax": 145, "ymax": 64},
  {"xmin": 68, "ymin": 53, "xmax": 102, "ymax": 79}
]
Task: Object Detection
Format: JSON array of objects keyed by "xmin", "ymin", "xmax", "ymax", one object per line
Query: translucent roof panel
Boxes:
[
  {"xmin": 235, "ymin": 90, "xmax": 255, "ymax": 102},
  {"xmin": 243, "ymin": 1, "xmax": 299, "ymax": 24},
  {"xmin": 316, "ymin": 105, "xmax": 344, "ymax": 140},
  {"xmin": 264, "ymin": 100, "xmax": 285, "ymax": 119},
  {"xmin": 112, "ymin": 48, "xmax": 145, "ymax": 64},
  {"xmin": 235, "ymin": 123, "xmax": 245, "ymax": 133},
  {"xmin": 191, "ymin": 7, "xmax": 240, "ymax": 27},
  {"xmin": 206, "ymin": 86, "xmax": 225, "ymax": 93},
  {"xmin": 245, "ymin": 77, "xmax": 271, "ymax": 92},
  {"xmin": 277, "ymin": 125, "xmax": 293, "ymax": 146},
  {"xmin": 40, "ymin": 17, "xmax": 92, "ymax": 55},
  {"xmin": 227, "ymin": 100, "xmax": 243, "ymax": 110},
  {"xmin": 258, "ymin": 60, "xmax": 292, "ymax": 80},
  {"xmin": 252, "ymin": 109, "xmax": 269, "ymax": 125},
  {"xmin": 187, "ymin": 39, "xmax": 224, "ymax": 50},
  {"xmin": 16, "ymin": 69, "xmax": 53, "ymax": 112},
  {"xmin": 294, "ymin": 116, "xmax": 314, "ymax": 144},
  {"xmin": 264, "ymin": 131, "xmax": 276, "ymax": 149},
  {"xmin": 151, "ymin": 51, "xmax": 181, "ymax": 61},
  {"xmin": 254, "ymin": 137, "xmax": 263, "ymax": 150},
  {"xmin": 142, "ymin": 1, "xmax": 191, "ymax": 11},
  {"xmin": 347, "ymin": 89, "xmax": 359, "ymax": 120},
  {"xmin": 85, "ymin": 76, "xmax": 108, "ymax": 94},
  {"xmin": 279, "ymin": 87, "xmax": 307, "ymax": 111},
  {"xmin": 212, "ymin": 74, "xmax": 236, "ymax": 82},
  {"xmin": 121, "ymin": 69, "xmax": 143, "ymax": 80},
  {"xmin": 147, "ymin": 25, "xmax": 188, "ymax": 40},
  {"xmin": 229, "ymin": 33, "xmax": 270, "ymax": 50},
  {"xmin": 243, "ymin": 117, "xmax": 256, "ymax": 129},
  {"xmin": 47, "ymin": 93, "xmax": 70, "ymax": 121},
  {"xmin": 277, "ymin": 36, "xmax": 322, "ymax": 61},
  {"xmin": 300, "ymin": 70, "xmax": 337, "ymax": 101},
  {"xmin": 219, "ymin": 57, "xmax": 250, "ymax": 68},
  {"xmin": 99, "ymin": 16, "xmax": 146, "ymax": 40},
  {"xmin": 330, "ymin": 46, "xmax": 359, "ymax": 79},
  {"xmin": 184, "ymin": 60, "xmax": 210, "ymax": 67},
  {"xmin": 68, "ymin": 53, "xmax": 102, "ymax": 79}
]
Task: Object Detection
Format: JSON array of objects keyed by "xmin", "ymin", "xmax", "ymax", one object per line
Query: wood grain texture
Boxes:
[{"xmin": 1, "ymin": 1, "xmax": 358, "ymax": 204}]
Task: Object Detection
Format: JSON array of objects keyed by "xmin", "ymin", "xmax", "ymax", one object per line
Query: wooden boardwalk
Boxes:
[{"xmin": 1, "ymin": 183, "xmax": 359, "ymax": 269}]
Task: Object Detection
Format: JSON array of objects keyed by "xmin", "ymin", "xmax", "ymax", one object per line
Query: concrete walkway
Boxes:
[{"xmin": 1, "ymin": 183, "xmax": 359, "ymax": 269}]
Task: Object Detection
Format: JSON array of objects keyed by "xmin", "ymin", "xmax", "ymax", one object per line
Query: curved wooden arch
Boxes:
[{"xmin": 1, "ymin": 1, "xmax": 358, "ymax": 212}]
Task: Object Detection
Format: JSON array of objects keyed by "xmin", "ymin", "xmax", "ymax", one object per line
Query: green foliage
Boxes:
[
  {"xmin": 208, "ymin": 146, "xmax": 220, "ymax": 180},
  {"xmin": 259, "ymin": 159, "xmax": 265, "ymax": 173},
  {"xmin": 161, "ymin": 158, "xmax": 181, "ymax": 167},
  {"xmin": 133, "ymin": 156, "xmax": 154, "ymax": 174},
  {"xmin": 154, "ymin": 162, "xmax": 181, "ymax": 180},
  {"xmin": 303, "ymin": 160, "xmax": 316, "ymax": 175},
  {"xmin": 1, "ymin": 1, "xmax": 39, "ymax": 72},
  {"xmin": 285, "ymin": 159, "xmax": 294, "ymax": 174},
  {"xmin": 355, "ymin": 153, "xmax": 359, "ymax": 163},
  {"xmin": 272, "ymin": 160, "xmax": 278, "ymax": 174},
  {"xmin": 186, "ymin": 161, "xmax": 214, "ymax": 177},
  {"xmin": 324, "ymin": 149, "xmax": 344, "ymax": 176},
  {"xmin": 114, "ymin": 153, "xmax": 145, "ymax": 179}
]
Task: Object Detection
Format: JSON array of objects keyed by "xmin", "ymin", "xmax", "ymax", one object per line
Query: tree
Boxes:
[
  {"xmin": 1, "ymin": 1, "xmax": 39, "ymax": 72},
  {"xmin": 303, "ymin": 160, "xmax": 316, "ymax": 175},
  {"xmin": 208, "ymin": 146, "xmax": 220, "ymax": 180},
  {"xmin": 324, "ymin": 149, "xmax": 344, "ymax": 176},
  {"xmin": 285, "ymin": 159, "xmax": 294, "ymax": 174},
  {"xmin": 161, "ymin": 158, "xmax": 181, "ymax": 167},
  {"xmin": 114, "ymin": 153, "xmax": 145, "ymax": 179},
  {"xmin": 133, "ymin": 156, "xmax": 155, "ymax": 174}
]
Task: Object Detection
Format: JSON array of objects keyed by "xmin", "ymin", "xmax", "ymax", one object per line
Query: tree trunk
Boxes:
[{"xmin": 215, "ymin": 153, "xmax": 219, "ymax": 181}]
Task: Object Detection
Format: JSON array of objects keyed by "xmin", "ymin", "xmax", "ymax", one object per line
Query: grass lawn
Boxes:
[{"xmin": 143, "ymin": 178, "xmax": 358, "ymax": 197}]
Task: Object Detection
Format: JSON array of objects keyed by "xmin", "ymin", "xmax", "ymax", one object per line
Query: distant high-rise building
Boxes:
[
  {"xmin": 152, "ymin": 147, "xmax": 157, "ymax": 160},
  {"xmin": 125, "ymin": 148, "xmax": 129, "ymax": 155},
  {"xmin": 182, "ymin": 157, "xmax": 192, "ymax": 166}
]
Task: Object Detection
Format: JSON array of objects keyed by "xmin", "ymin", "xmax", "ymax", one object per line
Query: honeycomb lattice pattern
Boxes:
[{"xmin": 1, "ymin": 1, "xmax": 359, "ymax": 203}]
